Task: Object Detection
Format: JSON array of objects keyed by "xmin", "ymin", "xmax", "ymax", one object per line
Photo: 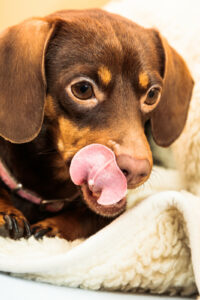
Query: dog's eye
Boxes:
[
  {"xmin": 145, "ymin": 87, "xmax": 161, "ymax": 105},
  {"xmin": 66, "ymin": 77, "xmax": 104, "ymax": 108},
  {"xmin": 71, "ymin": 81, "xmax": 94, "ymax": 100},
  {"xmin": 140, "ymin": 85, "xmax": 161, "ymax": 113}
]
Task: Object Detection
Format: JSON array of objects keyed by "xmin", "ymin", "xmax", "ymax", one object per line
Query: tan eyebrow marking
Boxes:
[
  {"xmin": 139, "ymin": 72, "xmax": 149, "ymax": 88},
  {"xmin": 98, "ymin": 66, "xmax": 112, "ymax": 85}
]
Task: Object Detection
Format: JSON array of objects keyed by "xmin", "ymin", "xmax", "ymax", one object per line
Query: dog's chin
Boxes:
[{"xmin": 81, "ymin": 183, "xmax": 126, "ymax": 217}]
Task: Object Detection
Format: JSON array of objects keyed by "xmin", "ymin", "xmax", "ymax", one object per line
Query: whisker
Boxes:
[
  {"xmin": 37, "ymin": 149, "xmax": 58, "ymax": 155},
  {"xmin": 36, "ymin": 149, "xmax": 75, "ymax": 156}
]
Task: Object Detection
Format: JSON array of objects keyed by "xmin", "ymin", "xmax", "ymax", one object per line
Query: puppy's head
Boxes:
[{"xmin": 0, "ymin": 9, "xmax": 194, "ymax": 215}]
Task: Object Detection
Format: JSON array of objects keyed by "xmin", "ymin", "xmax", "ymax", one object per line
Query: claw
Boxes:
[
  {"xmin": 31, "ymin": 226, "xmax": 40, "ymax": 235},
  {"xmin": 34, "ymin": 227, "xmax": 52, "ymax": 239},
  {"xmin": 3, "ymin": 214, "xmax": 13, "ymax": 230},
  {"xmin": 23, "ymin": 220, "xmax": 31, "ymax": 238},
  {"xmin": 10, "ymin": 215, "xmax": 20, "ymax": 239}
]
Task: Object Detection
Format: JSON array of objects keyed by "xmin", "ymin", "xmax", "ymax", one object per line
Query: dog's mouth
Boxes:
[
  {"xmin": 69, "ymin": 144, "xmax": 127, "ymax": 217},
  {"xmin": 81, "ymin": 183, "xmax": 127, "ymax": 217}
]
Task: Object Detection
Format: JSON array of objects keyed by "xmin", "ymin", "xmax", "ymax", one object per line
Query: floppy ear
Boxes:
[
  {"xmin": 150, "ymin": 32, "xmax": 194, "ymax": 147},
  {"xmin": 0, "ymin": 18, "xmax": 55, "ymax": 143}
]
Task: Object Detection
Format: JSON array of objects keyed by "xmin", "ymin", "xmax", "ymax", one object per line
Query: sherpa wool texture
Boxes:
[{"xmin": 0, "ymin": 0, "xmax": 200, "ymax": 296}]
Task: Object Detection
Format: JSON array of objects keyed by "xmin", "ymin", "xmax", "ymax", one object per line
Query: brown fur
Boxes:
[{"xmin": 0, "ymin": 9, "xmax": 193, "ymax": 240}]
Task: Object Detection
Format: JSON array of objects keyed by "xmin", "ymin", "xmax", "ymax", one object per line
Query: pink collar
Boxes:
[{"xmin": 0, "ymin": 159, "xmax": 79, "ymax": 212}]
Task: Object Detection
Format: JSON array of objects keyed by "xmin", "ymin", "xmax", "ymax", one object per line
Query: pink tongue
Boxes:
[{"xmin": 69, "ymin": 144, "xmax": 127, "ymax": 206}]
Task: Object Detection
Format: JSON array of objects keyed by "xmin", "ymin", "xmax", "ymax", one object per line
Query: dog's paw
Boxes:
[
  {"xmin": 0, "ymin": 211, "xmax": 31, "ymax": 239},
  {"xmin": 31, "ymin": 223, "xmax": 64, "ymax": 239}
]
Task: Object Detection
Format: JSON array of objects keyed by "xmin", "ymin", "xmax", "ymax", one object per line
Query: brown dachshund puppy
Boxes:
[{"xmin": 0, "ymin": 9, "xmax": 193, "ymax": 240}]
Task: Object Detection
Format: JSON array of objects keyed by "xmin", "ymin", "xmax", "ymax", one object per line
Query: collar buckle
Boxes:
[{"xmin": 11, "ymin": 183, "xmax": 23, "ymax": 194}]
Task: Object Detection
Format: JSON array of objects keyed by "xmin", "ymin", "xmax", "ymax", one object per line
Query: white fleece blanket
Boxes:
[
  {"xmin": 0, "ymin": 167, "xmax": 199, "ymax": 296},
  {"xmin": 0, "ymin": 0, "xmax": 200, "ymax": 297}
]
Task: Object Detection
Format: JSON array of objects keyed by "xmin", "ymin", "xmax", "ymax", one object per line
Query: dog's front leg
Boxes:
[
  {"xmin": 0, "ymin": 187, "xmax": 31, "ymax": 239},
  {"xmin": 31, "ymin": 206, "xmax": 112, "ymax": 241}
]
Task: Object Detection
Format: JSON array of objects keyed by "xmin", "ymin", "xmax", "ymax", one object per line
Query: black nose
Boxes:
[{"xmin": 116, "ymin": 154, "xmax": 151, "ymax": 187}]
